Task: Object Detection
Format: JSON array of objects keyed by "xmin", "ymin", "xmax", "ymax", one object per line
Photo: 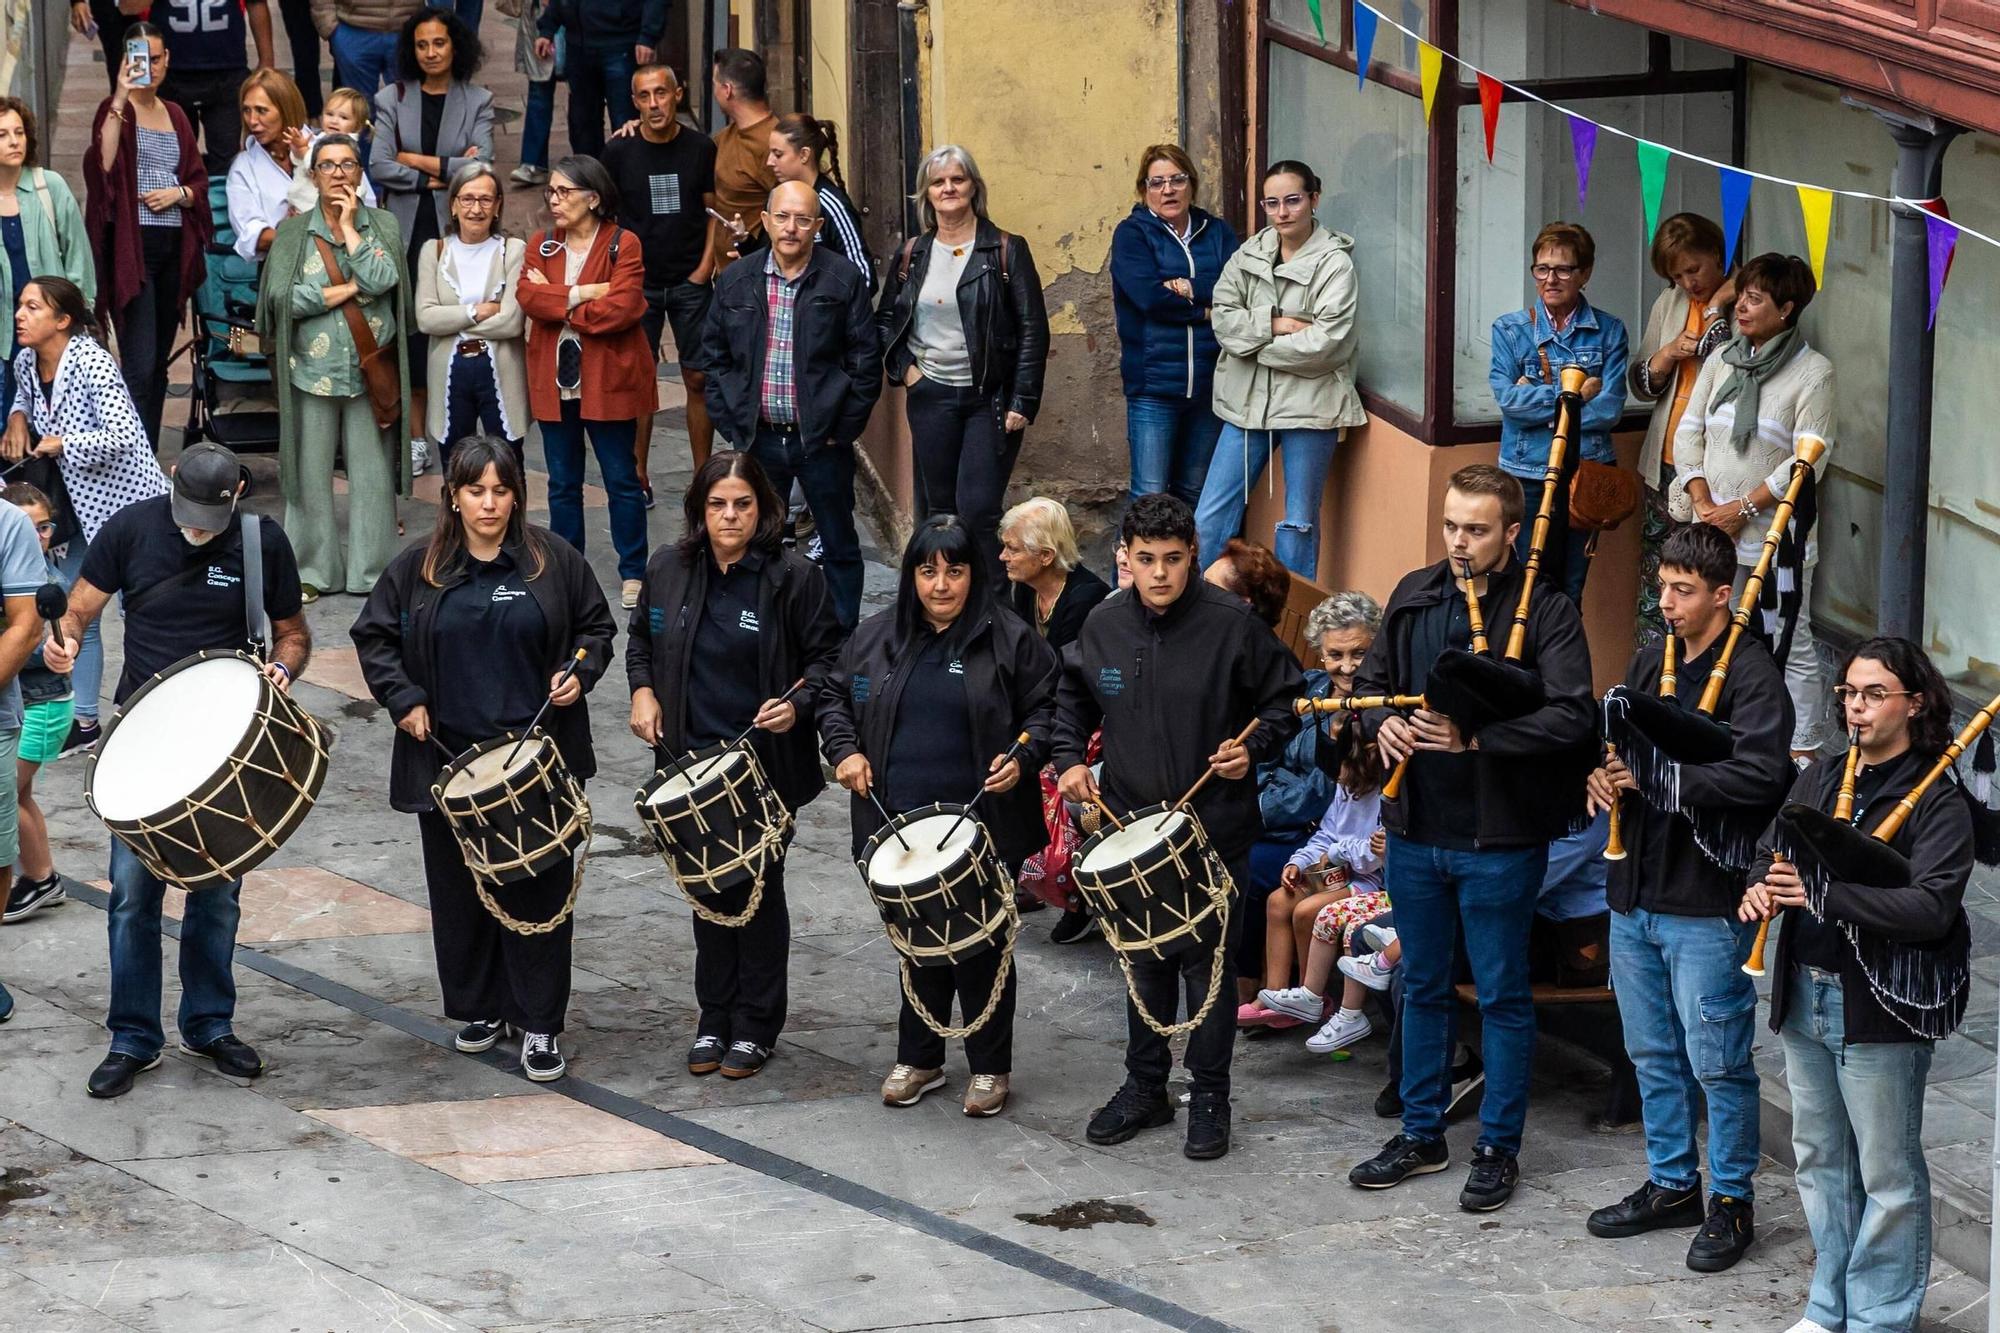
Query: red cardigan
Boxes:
[
  {"xmin": 83, "ymin": 97, "xmax": 212, "ymax": 321},
  {"xmin": 517, "ymin": 224, "xmax": 653, "ymax": 422}
]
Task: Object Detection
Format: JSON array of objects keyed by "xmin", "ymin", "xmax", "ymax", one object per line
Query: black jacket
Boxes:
[
  {"xmin": 1052, "ymin": 579, "xmax": 1302, "ymax": 860},
  {"xmin": 1754, "ymin": 748, "xmax": 1975, "ymax": 1043},
  {"xmin": 877, "ymin": 219, "xmax": 1050, "ymax": 425},
  {"xmin": 1606, "ymin": 633, "xmax": 1795, "ymax": 917},
  {"xmin": 1355, "ymin": 557, "xmax": 1594, "ymax": 847},
  {"xmin": 626, "ymin": 542, "xmax": 844, "ymax": 814},
  {"xmin": 1007, "ymin": 563, "xmax": 1110, "ymax": 654},
  {"xmin": 818, "ymin": 604, "xmax": 1059, "ymax": 866},
  {"xmin": 700, "ymin": 245, "xmax": 883, "ymax": 449},
  {"xmin": 539, "ymin": 0, "xmax": 666, "ymax": 49},
  {"xmin": 350, "ymin": 529, "xmax": 618, "ymax": 814}
]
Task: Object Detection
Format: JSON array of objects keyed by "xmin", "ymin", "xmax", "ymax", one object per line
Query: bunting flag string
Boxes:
[
  {"xmin": 1718, "ymin": 166, "xmax": 1753, "ymax": 267},
  {"xmin": 1636, "ymin": 140, "xmax": 1671, "ymax": 245},
  {"xmin": 1926, "ymin": 201, "xmax": 1958, "ymax": 329},
  {"xmin": 1796, "ymin": 186, "xmax": 1833, "ymax": 287},
  {"xmin": 1352, "ymin": 4, "xmax": 1378, "ymax": 89},
  {"xmin": 1476, "ymin": 73, "xmax": 1503, "ymax": 164},
  {"xmin": 1417, "ymin": 41, "xmax": 1443, "ymax": 123},
  {"xmin": 1568, "ymin": 119, "xmax": 1597, "ymax": 210},
  {"xmin": 1307, "ymin": 0, "xmax": 1325, "ymax": 45}
]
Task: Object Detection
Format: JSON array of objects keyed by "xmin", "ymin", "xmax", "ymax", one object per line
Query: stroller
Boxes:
[{"xmin": 180, "ymin": 177, "xmax": 281, "ymax": 454}]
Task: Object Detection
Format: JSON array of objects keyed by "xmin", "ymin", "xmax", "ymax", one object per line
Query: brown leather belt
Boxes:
[{"xmin": 456, "ymin": 339, "xmax": 489, "ymax": 357}]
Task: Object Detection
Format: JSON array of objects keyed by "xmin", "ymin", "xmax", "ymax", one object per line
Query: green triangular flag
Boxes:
[
  {"xmin": 1637, "ymin": 140, "xmax": 1671, "ymax": 244},
  {"xmin": 1307, "ymin": 0, "xmax": 1326, "ymax": 43}
]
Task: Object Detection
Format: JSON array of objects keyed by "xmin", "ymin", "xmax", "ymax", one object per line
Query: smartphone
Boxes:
[
  {"xmin": 124, "ymin": 36, "xmax": 151, "ymax": 88},
  {"xmin": 705, "ymin": 205, "xmax": 746, "ymax": 235}
]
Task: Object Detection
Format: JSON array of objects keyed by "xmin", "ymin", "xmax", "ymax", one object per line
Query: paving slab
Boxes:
[
  {"xmin": 0, "ymin": 1269, "xmax": 132, "ymax": 1333},
  {"xmin": 157, "ymin": 866, "xmax": 433, "ymax": 943}
]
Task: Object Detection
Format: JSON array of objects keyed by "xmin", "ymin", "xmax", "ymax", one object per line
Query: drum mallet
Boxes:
[
  {"xmin": 35, "ymin": 583, "xmax": 67, "ymax": 650},
  {"xmin": 865, "ymin": 785, "xmax": 914, "ymax": 852},
  {"xmin": 935, "ymin": 731, "xmax": 1032, "ymax": 850},
  {"xmin": 721, "ymin": 678, "xmax": 809, "ymax": 753},
  {"xmin": 1170, "ymin": 718, "xmax": 1262, "ymax": 815},
  {"xmin": 505, "ymin": 647, "xmax": 589, "ymax": 767}
]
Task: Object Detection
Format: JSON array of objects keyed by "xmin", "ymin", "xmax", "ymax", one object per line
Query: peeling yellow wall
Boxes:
[{"xmin": 808, "ymin": 0, "xmax": 850, "ymax": 126}]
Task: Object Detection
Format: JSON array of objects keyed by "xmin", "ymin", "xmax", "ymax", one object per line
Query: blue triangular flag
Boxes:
[
  {"xmin": 1354, "ymin": 4, "xmax": 1379, "ymax": 89},
  {"xmin": 1719, "ymin": 166, "xmax": 1752, "ymax": 267}
]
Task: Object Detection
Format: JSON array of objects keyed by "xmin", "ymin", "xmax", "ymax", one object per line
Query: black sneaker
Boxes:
[
  {"xmin": 1446, "ymin": 1052, "xmax": 1486, "ymax": 1120},
  {"xmin": 1050, "ymin": 909, "xmax": 1097, "ymax": 945},
  {"xmin": 178, "ymin": 1034, "xmax": 265, "ymax": 1079},
  {"xmin": 1184, "ymin": 1091, "xmax": 1230, "ymax": 1160},
  {"xmin": 58, "ymin": 719, "xmax": 100, "ymax": 757},
  {"xmin": 1349, "ymin": 1133, "xmax": 1449, "ymax": 1189},
  {"xmin": 1373, "ymin": 1081, "xmax": 1403, "ymax": 1118},
  {"xmin": 521, "ymin": 1032, "xmax": 566, "ymax": 1082},
  {"xmin": 1459, "ymin": 1144, "xmax": 1520, "ymax": 1212},
  {"xmin": 687, "ymin": 1035, "xmax": 727, "ymax": 1075},
  {"xmin": 1085, "ymin": 1079, "xmax": 1174, "ymax": 1145},
  {"xmin": 87, "ymin": 1050, "xmax": 163, "ymax": 1098},
  {"xmin": 1686, "ymin": 1194, "xmax": 1755, "ymax": 1273},
  {"xmin": 1587, "ymin": 1179, "xmax": 1705, "ymax": 1238},
  {"xmin": 454, "ymin": 1019, "xmax": 506, "ymax": 1054},
  {"xmin": 1013, "ymin": 891, "xmax": 1047, "ymax": 914},
  {"xmin": 720, "ymin": 1040, "xmax": 771, "ymax": 1079},
  {"xmin": 3, "ymin": 872, "xmax": 65, "ymax": 923}
]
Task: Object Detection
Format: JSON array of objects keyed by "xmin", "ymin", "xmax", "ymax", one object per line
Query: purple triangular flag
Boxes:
[
  {"xmin": 1719, "ymin": 166, "xmax": 1752, "ymax": 267},
  {"xmin": 1569, "ymin": 119, "xmax": 1597, "ymax": 210},
  {"xmin": 1926, "ymin": 212, "xmax": 1958, "ymax": 330},
  {"xmin": 1354, "ymin": 4, "xmax": 1379, "ymax": 89}
]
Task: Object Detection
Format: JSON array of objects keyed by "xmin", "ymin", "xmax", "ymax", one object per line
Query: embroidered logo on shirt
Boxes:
[
  {"xmin": 204, "ymin": 565, "xmax": 240, "ymax": 591},
  {"xmin": 648, "ymin": 172, "xmax": 683, "ymax": 215},
  {"xmin": 946, "ymin": 659, "xmax": 964, "ymax": 676},
  {"xmin": 851, "ymin": 674, "xmax": 870, "ymax": 703},
  {"xmin": 1097, "ymin": 666, "xmax": 1124, "ymax": 697},
  {"xmin": 648, "ymin": 606, "xmax": 666, "ymax": 633},
  {"xmin": 737, "ymin": 609, "xmax": 760, "ymax": 633},
  {"xmin": 491, "ymin": 582, "xmax": 528, "ymax": 603}
]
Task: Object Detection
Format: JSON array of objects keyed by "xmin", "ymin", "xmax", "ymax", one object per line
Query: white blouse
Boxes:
[
  {"xmin": 227, "ymin": 138, "xmax": 297, "ymax": 262},
  {"xmin": 9, "ymin": 338, "xmax": 170, "ymax": 541}
]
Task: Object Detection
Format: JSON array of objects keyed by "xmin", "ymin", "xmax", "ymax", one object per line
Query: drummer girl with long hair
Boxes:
[
  {"xmin": 628, "ymin": 450, "xmax": 843, "ymax": 1082},
  {"xmin": 818, "ymin": 515, "xmax": 1058, "ymax": 1117},
  {"xmin": 350, "ymin": 434, "xmax": 616, "ymax": 1083}
]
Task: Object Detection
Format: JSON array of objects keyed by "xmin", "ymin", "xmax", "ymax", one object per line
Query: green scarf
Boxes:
[{"xmin": 1711, "ymin": 325, "xmax": 1803, "ymax": 449}]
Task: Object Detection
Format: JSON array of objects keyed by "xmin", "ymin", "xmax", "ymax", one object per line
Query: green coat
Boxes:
[
  {"xmin": 256, "ymin": 203, "xmax": 413, "ymax": 509},
  {"xmin": 5, "ymin": 168, "xmax": 95, "ymax": 317}
]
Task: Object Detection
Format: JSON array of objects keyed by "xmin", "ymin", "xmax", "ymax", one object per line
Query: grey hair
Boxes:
[
  {"xmin": 308, "ymin": 132, "xmax": 363, "ymax": 171},
  {"xmin": 999, "ymin": 497, "xmax": 1078, "ymax": 572},
  {"xmin": 912, "ymin": 144, "xmax": 989, "ymax": 232},
  {"xmin": 445, "ymin": 160, "xmax": 504, "ymax": 235},
  {"xmin": 1306, "ymin": 590, "xmax": 1382, "ymax": 644}
]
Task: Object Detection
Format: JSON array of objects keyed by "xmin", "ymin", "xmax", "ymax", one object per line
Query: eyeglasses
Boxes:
[
  {"xmin": 545, "ymin": 185, "xmax": 587, "ymax": 202},
  {"xmin": 314, "ymin": 160, "xmax": 362, "ymax": 176},
  {"xmin": 1532, "ymin": 264, "xmax": 1581, "ymax": 280},
  {"xmin": 766, "ymin": 211, "xmax": 817, "ymax": 227},
  {"xmin": 1259, "ymin": 192, "xmax": 1308, "ymax": 212},
  {"xmin": 1833, "ymin": 685, "xmax": 1917, "ymax": 707},
  {"xmin": 455, "ymin": 195, "xmax": 498, "ymax": 210},
  {"xmin": 1145, "ymin": 172, "xmax": 1191, "ymax": 190}
]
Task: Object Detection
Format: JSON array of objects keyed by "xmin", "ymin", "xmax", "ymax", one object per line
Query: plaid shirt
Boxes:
[{"xmin": 759, "ymin": 252, "xmax": 804, "ymax": 424}]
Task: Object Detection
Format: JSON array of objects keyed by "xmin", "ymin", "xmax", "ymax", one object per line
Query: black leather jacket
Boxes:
[{"xmin": 877, "ymin": 219, "xmax": 1050, "ymax": 424}]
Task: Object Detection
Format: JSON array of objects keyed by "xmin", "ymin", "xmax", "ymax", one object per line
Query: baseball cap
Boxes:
[{"xmin": 171, "ymin": 442, "xmax": 243, "ymax": 532}]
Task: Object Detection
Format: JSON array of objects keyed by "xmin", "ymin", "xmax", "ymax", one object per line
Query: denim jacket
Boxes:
[{"xmin": 1489, "ymin": 297, "xmax": 1629, "ymax": 479}]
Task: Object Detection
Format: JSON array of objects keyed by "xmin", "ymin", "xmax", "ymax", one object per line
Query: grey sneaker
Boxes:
[{"xmin": 881, "ymin": 1063, "xmax": 945, "ymax": 1106}]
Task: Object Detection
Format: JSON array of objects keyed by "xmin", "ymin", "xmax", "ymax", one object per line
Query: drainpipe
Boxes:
[
  {"xmin": 1870, "ymin": 109, "xmax": 1960, "ymax": 639},
  {"xmin": 897, "ymin": 1, "xmax": 925, "ymax": 240}
]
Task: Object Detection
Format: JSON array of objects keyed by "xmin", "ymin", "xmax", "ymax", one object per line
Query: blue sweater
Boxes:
[{"xmin": 1109, "ymin": 204, "xmax": 1237, "ymax": 400}]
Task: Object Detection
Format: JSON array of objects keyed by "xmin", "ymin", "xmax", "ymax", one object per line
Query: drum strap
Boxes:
[{"xmin": 241, "ymin": 514, "xmax": 270, "ymax": 656}]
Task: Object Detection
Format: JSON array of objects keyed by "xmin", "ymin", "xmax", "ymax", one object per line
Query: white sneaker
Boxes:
[
  {"xmin": 1781, "ymin": 1321, "xmax": 1836, "ymax": 1333},
  {"xmin": 509, "ymin": 163, "xmax": 549, "ymax": 186},
  {"xmin": 1306, "ymin": 1010, "xmax": 1371, "ymax": 1054},
  {"xmin": 621, "ymin": 579, "xmax": 642, "ymax": 609},
  {"xmin": 1360, "ymin": 923, "xmax": 1398, "ymax": 952},
  {"xmin": 410, "ymin": 436, "xmax": 431, "ymax": 475},
  {"xmin": 1256, "ymin": 985, "xmax": 1324, "ymax": 1024},
  {"xmin": 1338, "ymin": 952, "xmax": 1396, "ymax": 992}
]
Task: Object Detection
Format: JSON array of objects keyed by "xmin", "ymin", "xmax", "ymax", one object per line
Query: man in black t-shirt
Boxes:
[
  {"xmin": 153, "ymin": 0, "xmax": 278, "ymax": 175},
  {"xmin": 603, "ymin": 63, "xmax": 718, "ymax": 484},
  {"xmin": 45, "ymin": 443, "xmax": 312, "ymax": 1100}
]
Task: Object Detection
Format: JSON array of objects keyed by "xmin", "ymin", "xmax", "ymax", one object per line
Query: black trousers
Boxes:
[
  {"xmin": 87, "ymin": 0, "xmax": 133, "ymax": 87},
  {"xmin": 116, "ymin": 228, "xmax": 182, "ymax": 450},
  {"xmin": 1123, "ymin": 849, "xmax": 1248, "ymax": 1098},
  {"xmin": 418, "ymin": 811, "xmax": 574, "ymax": 1034},
  {"xmin": 159, "ymin": 66, "xmax": 246, "ymax": 176},
  {"xmin": 897, "ymin": 943, "xmax": 1017, "ymax": 1075},
  {"xmin": 691, "ymin": 857, "xmax": 790, "ymax": 1047},
  {"xmin": 442, "ymin": 348, "xmax": 517, "ymax": 459},
  {"xmin": 276, "ymin": 0, "xmax": 325, "ymax": 117},
  {"xmin": 906, "ymin": 374, "xmax": 1021, "ymax": 583}
]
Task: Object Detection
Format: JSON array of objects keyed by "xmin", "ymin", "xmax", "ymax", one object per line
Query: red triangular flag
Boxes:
[{"xmin": 1477, "ymin": 74, "xmax": 1503, "ymax": 163}]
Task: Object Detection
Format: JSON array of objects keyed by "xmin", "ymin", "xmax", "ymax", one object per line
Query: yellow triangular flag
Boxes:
[
  {"xmin": 1796, "ymin": 185, "xmax": 1833, "ymax": 288},
  {"xmin": 1419, "ymin": 42, "xmax": 1443, "ymax": 123}
]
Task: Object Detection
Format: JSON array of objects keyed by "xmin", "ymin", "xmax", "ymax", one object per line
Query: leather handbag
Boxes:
[
  {"xmin": 312, "ymin": 236, "xmax": 400, "ymax": 430},
  {"xmin": 1569, "ymin": 458, "xmax": 1640, "ymax": 532}
]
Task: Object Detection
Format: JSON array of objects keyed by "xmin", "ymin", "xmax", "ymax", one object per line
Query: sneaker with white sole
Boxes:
[
  {"xmin": 455, "ymin": 1019, "xmax": 505, "ymax": 1053},
  {"xmin": 3, "ymin": 872, "xmax": 65, "ymax": 923},
  {"xmin": 963, "ymin": 1073, "xmax": 1008, "ymax": 1117},
  {"xmin": 410, "ymin": 437, "xmax": 431, "ymax": 475},
  {"xmin": 509, "ymin": 163, "xmax": 549, "ymax": 186},
  {"xmin": 1337, "ymin": 951, "xmax": 1396, "ymax": 992},
  {"xmin": 1255, "ymin": 985, "xmax": 1325, "ymax": 1024},
  {"xmin": 1360, "ymin": 923, "xmax": 1397, "ymax": 952},
  {"xmin": 1781, "ymin": 1320, "xmax": 1836, "ymax": 1333},
  {"xmin": 521, "ymin": 1032, "xmax": 565, "ymax": 1081},
  {"xmin": 621, "ymin": 578, "xmax": 642, "ymax": 609},
  {"xmin": 881, "ymin": 1063, "xmax": 945, "ymax": 1106},
  {"xmin": 1306, "ymin": 1009, "xmax": 1372, "ymax": 1053}
]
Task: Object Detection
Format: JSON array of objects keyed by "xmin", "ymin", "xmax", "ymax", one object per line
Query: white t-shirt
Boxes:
[
  {"xmin": 911, "ymin": 239, "xmax": 974, "ymax": 387},
  {"xmin": 447, "ymin": 235, "xmax": 502, "ymax": 327}
]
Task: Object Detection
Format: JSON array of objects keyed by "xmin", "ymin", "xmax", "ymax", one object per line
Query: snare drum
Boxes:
[
  {"xmin": 86, "ymin": 651, "xmax": 332, "ymax": 891},
  {"xmin": 1073, "ymin": 805, "xmax": 1232, "ymax": 960},
  {"xmin": 859, "ymin": 805, "xmax": 1013, "ymax": 967},
  {"xmin": 432, "ymin": 732, "xmax": 591, "ymax": 933},
  {"xmin": 634, "ymin": 744, "xmax": 792, "ymax": 921}
]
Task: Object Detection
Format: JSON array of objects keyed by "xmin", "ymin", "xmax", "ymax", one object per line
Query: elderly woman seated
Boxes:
[{"xmin": 998, "ymin": 497, "xmax": 1110, "ymax": 653}]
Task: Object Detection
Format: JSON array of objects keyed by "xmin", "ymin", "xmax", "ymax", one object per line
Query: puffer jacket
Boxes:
[
  {"xmin": 1209, "ymin": 225, "xmax": 1366, "ymax": 432},
  {"xmin": 1110, "ymin": 204, "xmax": 1236, "ymax": 401}
]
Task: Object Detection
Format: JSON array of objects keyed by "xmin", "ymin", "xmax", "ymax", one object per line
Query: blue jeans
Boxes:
[
  {"xmin": 749, "ymin": 426, "xmax": 862, "ymax": 630},
  {"xmin": 521, "ymin": 78, "xmax": 556, "ymax": 171},
  {"xmin": 1126, "ymin": 393, "xmax": 1223, "ymax": 508},
  {"xmin": 1513, "ymin": 478, "xmax": 1591, "ymax": 606},
  {"xmin": 1193, "ymin": 424, "xmax": 1338, "ymax": 580},
  {"xmin": 540, "ymin": 402, "xmax": 649, "ymax": 581},
  {"xmin": 1609, "ymin": 907, "xmax": 1761, "ymax": 1199},
  {"xmin": 428, "ymin": 0, "xmax": 483, "ymax": 29},
  {"xmin": 328, "ymin": 23, "xmax": 400, "ymax": 94},
  {"xmin": 55, "ymin": 537, "xmax": 104, "ymax": 723},
  {"xmin": 1782, "ymin": 967, "xmax": 1934, "ymax": 1333},
  {"xmin": 1387, "ymin": 834, "xmax": 1546, "ymax": 1154},
  {"xmin": 106, "ymin": 839, "xmax": 242, "ymax": 1060},
  {"xmin": 565, "ymin": 44, "xmax": 636, "ymax": 158}
]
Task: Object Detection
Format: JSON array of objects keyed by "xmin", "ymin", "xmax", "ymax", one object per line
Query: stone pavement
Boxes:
[{"xmin": 2, "ymin": 12, "xmax": 1992, "ymax": 1333}]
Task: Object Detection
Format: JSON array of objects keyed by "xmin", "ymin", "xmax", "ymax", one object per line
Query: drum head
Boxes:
[
  {"xmin": 443, "ymin": 737, "xmax": 548, "ymax": 799},
  {"xmin": 868, "ymin": 813, "xmax": 979, "ymax": 887},
  {"xmin": 644, "ymin": 749, "xmax": 745, "ymax": 805},
  {"xmin": 1078, "ymin": 810, "xmax": 1188, "ymax": 874},
  {"xmin": 93, "ymin": 656, "xmax": 264, "ymax": 822}
]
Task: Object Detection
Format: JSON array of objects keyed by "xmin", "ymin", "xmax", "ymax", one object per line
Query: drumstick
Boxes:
[
  {"xmin": 865, "ymin": 785, "xmax": 913, "ymax": 852},
  {"xmin": 1090, "ymin": 800, "xmax": 1127, "ymax": 832},
  {"xmin": 934, "ymin": 731, "xmax": 1032, "ymax": 850},
  {"xmin": 505, "ymin": 647, "xmax": 588, "ymax": 767},
  {"xmin": 1170, "ymin": 718, "xmax": 1261, "ymax": 815},
  {"xmin": 722, "ymin": 678, "xmax": 809, "ymax": 753}
]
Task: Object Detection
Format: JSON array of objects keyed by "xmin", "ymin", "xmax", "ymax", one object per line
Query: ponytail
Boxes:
[{"xmin": 773, "ymin": 113, "xmax": 845, "ymax": 191}]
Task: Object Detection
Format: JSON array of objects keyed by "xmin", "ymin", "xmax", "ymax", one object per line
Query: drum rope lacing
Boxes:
[
  {"xmin": 1092, "ymin": 847, "xmax": 1236, "ymax": 1039},
  {"xmin": 461, "ymin": 761, "xmax": 593, "ymax": 936},
  {"xmin": 892, "ymin": 863, "xmax": 1021, "ymax": 1040},
  {"xmin": 640, "ymin": 747, "xmax": 793, "ymax": 927}
]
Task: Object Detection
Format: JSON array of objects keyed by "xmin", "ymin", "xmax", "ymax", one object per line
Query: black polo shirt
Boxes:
[
  {"xmin": 883, "ymin": 628, "xmax": 979, "ymax": 813},
  {"xmin": 82, "ymin": 497, "xmax": 303, "ymax": 704},
  {"xmin": 431, "ymin": 548, "xmax": 550, "ymax": 752},
  {"xmin": 685, "ymin": 548, "xmax": 765, "ymax": 749}
]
